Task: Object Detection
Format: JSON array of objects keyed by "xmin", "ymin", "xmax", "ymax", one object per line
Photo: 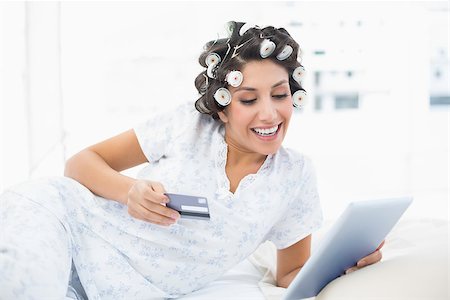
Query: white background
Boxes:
[{"xmin": 1, "ymin": 1, "xmax": 448, "ymax": 221}]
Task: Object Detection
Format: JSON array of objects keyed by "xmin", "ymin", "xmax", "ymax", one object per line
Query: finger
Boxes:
[
  {"xmin": 139, "ymin": 201, "xmax": 180, "ymax": 221},
  {"xmin": 127, "ymin": 199, "xmax": 175, "ymax": 223},
  {"xmin": 357, "ymin": 249, "xmax": 382, "ymax": 267},
  {"xmin": 345, "ymin": 266, "xmax": 358, "ymax": 275},
  {"xmin": 150, "ymin": 181, "xmax": 167, "ymax": 194},
  {"xmin": 131, "ymin": 211, "xmax": 173, "ymax": 226},
  {"xmin": 127, "ymin": 204, "xmax": 172, "ymax": 226},
  {"xmin": 135, "ymin": 203, "xmax": 179, "ymax": 224},
  {"xmin": 377, "ymin": 240, "xmax": 385, "ymax": 250},
  {"xmin": 142, "ymin": 187, "xmax": 169, "ymax": 204}
]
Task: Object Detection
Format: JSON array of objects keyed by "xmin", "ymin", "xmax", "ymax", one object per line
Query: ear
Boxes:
[{"xmin": 218, "ymin": 110, "xmax": 229, "ymax": 123}]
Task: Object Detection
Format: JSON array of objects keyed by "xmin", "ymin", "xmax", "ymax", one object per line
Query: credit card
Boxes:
[{"xmin": 164, "ymin": 193, "xmax": 210, "ymax": 220}]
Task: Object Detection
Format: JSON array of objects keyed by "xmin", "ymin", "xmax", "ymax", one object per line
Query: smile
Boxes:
[{"xmin": 251, "ymin": 123, "xmax": 281, "ymax": 137}]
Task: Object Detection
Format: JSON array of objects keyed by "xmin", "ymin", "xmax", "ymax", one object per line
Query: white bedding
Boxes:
[
  {"xmin": 66, "ymin": 258, "xmax": 265, "ymax": 300},
  {"xmin": 177, "ymin": 259, "xmax": 264, "ymax": 299},
  {"xmin": 66, "ymin": 218, "xmax": 448, "ymax": 300},
  {"xmin": 249, "ymin": 218, "xmax": 449, "ymax": 300}
]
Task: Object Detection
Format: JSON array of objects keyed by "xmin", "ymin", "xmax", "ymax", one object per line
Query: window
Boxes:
[
  {"xmin": 315, "ymin": 95, "xmax": 323, "ymax": 111},
  {"xmin": 430, "ymin": 96, "xmax": 450, "ymax": 106},
  {"xmin": 334, "ymin": 94, "xmax": 359, "ymax": 109}
]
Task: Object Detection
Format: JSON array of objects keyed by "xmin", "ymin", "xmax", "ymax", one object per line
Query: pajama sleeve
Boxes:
[{"xmin": 133, "ymin": 102, "xmax": 194, "ymax": 163}]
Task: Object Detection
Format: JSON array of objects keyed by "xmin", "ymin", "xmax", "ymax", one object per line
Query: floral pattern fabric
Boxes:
[{"xmin": 0, "ymin": 101, "xmax": 322, "ymax": 299}]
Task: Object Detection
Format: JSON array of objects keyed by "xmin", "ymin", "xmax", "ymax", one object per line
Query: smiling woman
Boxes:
[
  {"xmin": 220, "ymin": 61, "xmax": 293, "ymax": 151},
  {"xmin": 194, "ymin": 21, "xmax": 304, "ymax": 119},
  {"xmin": 0, "ymin": 21, "xmax": 383, "ymax": 299}
]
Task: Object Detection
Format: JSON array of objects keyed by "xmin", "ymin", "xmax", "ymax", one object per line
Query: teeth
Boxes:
[{"xmin": 253, "ymin": 125, "xmax": 279, "ymax": 136}]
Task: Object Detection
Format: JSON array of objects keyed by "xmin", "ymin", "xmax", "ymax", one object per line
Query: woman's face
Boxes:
[{"xmin": 218, "ymin": 59, "xmax": 293, "ymax": 156}]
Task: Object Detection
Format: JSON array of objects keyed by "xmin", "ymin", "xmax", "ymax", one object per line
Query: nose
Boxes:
[{"xmin": 258, "ymin": 97, "xmax": 277, "ymax": 122}]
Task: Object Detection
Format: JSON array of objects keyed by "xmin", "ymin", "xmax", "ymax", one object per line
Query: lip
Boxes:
[
  {"xmin": 251, "ymin": 122, "xmax": 282, "ymax": 141},
  {"xmin": 251, "ymin": 122, "xmax": 282, "ymax": 130}
]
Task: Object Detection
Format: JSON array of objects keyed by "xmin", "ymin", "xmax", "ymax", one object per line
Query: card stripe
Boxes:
[{"xmin": 180, "ymin": 211, "xmax": 210, "ymax": 219}]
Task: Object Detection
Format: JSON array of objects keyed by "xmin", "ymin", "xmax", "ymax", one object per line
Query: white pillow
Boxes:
[
  {"xmin": 316, "ymin": 219, "xmax": 449, "ymax": 300},
  {"xmin": 248, "ymin": 219, "xmax": 449, "ymax": 300}
]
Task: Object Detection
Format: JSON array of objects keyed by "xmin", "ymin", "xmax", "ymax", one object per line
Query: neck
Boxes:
[{"xmin": 225, "ymin": 135, "xmax": 267, "ymax": 168}]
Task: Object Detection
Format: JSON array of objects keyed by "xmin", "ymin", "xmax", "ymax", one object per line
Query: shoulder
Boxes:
[
  {"xmin": 177, "ymin": 101, "xmax": 222, "ymax": 135},
  {"xmin": 159, "ymin": 101, "xmax": 198, "ymax": 121},
  {"xmin": 139, "ymin": 101, "xmax": 218, "ymax": 130},
  {"xmin": 175, "ymin": 101, "xmax": 218, "ymax": 125},
  {"xmin": 156, "ymin": 101, "xmax": 223, "ymax": 145}
]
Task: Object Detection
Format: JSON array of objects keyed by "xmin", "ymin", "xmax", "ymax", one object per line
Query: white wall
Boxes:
[
  {"xmin": 1, "ymin": 2, "xmax": 30, "ymax": 190},
  {"xmin": 1, "ymin": 1, "xmax": 448, "ymax": 220},
  {"xmin": 0, "ymin": 2, "xmax": 64, "ymax": 191}
]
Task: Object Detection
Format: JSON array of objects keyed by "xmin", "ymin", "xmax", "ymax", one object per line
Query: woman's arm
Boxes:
[
  {"xmin": 65, "ymin": 129, "xmax": 180, "ymax": 225},
  {"xmin": 276, "ymin": 235, "xmax": 312, "ymax": 288},
  {"xmin": 276, "ymin": 235, "xmax": 385, "ymax": 288},
  {"xmin": 64, "ymin": 129, "xmax": 147, "ymax": 204}
]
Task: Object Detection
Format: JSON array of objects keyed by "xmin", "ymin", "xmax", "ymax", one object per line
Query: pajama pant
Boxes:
[{"xmin": 0, "ymin": 178, "xmax": 88, "ymax": 300}]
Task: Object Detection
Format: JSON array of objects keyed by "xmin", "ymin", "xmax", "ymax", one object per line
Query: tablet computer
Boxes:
[{"xmin": 282, "ymin": 196, "xmax": 413, "ymax": 300}]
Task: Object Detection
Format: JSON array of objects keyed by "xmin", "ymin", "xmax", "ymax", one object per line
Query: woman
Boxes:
[{"xmin": 0, "ymin": 21, "xmax": 382, "ymax": 299}]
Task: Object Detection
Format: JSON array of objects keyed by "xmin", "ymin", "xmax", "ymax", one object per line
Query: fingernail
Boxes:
[
  {"xmin": 171, "ymin": 213, "xmax": 179, "ymax": 219},
  {"xmin": 357, "ymin": 260, "xmax": 366, "ymax": 267},
  {"xmin": 168, "ymin": 219, "xmax": 178, "ymax": 226},
  {"xmin": 166, "ymin": 218, "xmax": 176, "ymax": 224},
  {"xmin": 345, "ymin": 269, "xmax": 354, "ymax": 275}
]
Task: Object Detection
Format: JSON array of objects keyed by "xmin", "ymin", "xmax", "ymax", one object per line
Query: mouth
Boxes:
[{"xmin": 251, "ymin": 123, "xmax": 282, "ymax": 138}]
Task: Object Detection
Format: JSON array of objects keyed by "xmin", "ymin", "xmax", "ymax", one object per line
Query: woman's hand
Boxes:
[
  {"xmin": 127, "ymin": 180, "xmax": 180, "ymax": 226},
  {"xmin": 345, "ymin": 240, "xmax": 385, "ymax": 274}
]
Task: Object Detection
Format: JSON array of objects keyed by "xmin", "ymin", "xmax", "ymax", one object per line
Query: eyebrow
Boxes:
[{"xmin": 235, "ymin": 79, "xmax": 289, "ymax": 92}]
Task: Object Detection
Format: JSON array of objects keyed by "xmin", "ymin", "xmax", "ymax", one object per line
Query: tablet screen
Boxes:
[{"xmin": 283, "ymin": 197, "xmax": 412, "ymax": 300}]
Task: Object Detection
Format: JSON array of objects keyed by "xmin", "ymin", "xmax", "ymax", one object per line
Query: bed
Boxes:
[{"xmin": 175, "ymin": 217, "xmax": 449, "ymax": 300}]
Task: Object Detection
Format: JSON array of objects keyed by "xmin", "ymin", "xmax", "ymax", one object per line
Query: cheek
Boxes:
[
  {"xmin": 229, "ymin": 106, "xmax": 253, "ymax": 128},
  {"xmin": 235, "ymin": 109, "xmax": 251, "ymax": 121},
  {"xmin": 280, "ymin": 101, "xmax": 294, "ymax": 121}
]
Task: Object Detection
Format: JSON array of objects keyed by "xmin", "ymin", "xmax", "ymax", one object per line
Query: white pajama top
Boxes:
[{"xmin": 3, "ymin": 101, "xmax": 323, "ymax": 299}]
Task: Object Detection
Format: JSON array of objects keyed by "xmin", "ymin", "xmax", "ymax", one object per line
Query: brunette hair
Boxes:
[{"xmin": 194, "ymin": 21, "xmax": 304, "ymax": 119}]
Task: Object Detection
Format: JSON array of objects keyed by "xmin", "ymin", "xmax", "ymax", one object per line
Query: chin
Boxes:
[{"xmin": 259, "ymin": 143, "xmax": 283, "ymax": 155}]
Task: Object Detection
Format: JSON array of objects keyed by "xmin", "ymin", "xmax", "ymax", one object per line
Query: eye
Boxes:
[
  {"xmin": 273, "ymin": 94, "xmax": 288, "ymax": 99},
  {"xmin": 240, "ymin": 99, "xmax": 256, "ymax": 105}
]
